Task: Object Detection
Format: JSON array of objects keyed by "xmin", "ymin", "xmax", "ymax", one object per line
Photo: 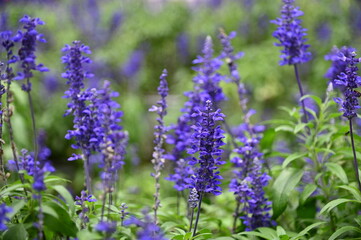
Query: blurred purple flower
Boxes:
[
  {"xmin": 0, "ymin": 204, "xmax": 11, "ymax": 231},
  {"xmin": 122, "ymin": 50, "xmax": 144, "ymax": 79}
]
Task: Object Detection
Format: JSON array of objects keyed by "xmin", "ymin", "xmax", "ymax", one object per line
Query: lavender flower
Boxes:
[
  {"xmin": 122, "ymin": 50, "xmax": 144, "ymax": 79},
  {"xmin": 271, "ymin": 0, "xmax": 311, "ymax": 66},
  {"xmin": 218, "ymin": 30, "xmax": 248, "ymax": 118},
  {"xmin": 166, "ymin": 37, "xmax": 224, "ymax": 191},
  {"xmin": 229, "ymin": 124, "xmax": 272, "ymax": 231},
  {"xmin": 188, "ymin": 100, "xmax": 226, "ymax": 196},
  {"xmin": 333, "ymin": 49, "xmax": 361, "ymax": 119},
  {"xmin": 14, "ymin": 15, "xmax": 48, "ymax": 91},
  {"xmin": 165, "ymin": 158, "xmax": 193, "ymax": 191},
  {"xmin": 124, "ymin": 208, "xmax": 168, "ymax": 240},
  {"xmin": 95, "ymin": 221, "xmax": 117, "ymax": 235},
  {"xmin": 75, "ymin": 190, "xmax": 96, "ymax": 228},
  {"xmin": 325, "ymin": 46, "xmax": 354, "ymax": 89},
  {"xmin": 0, "ymin": 203, "xmax": 11, "ymax": 231},
  {"xmin": 149, "ymin": 69, "xmax": 168, "ymax": 223},
  {"xmin": 95, "ymin": 80, "xmax": 127, "ymax": 195},
  {"xmin": 192, "ymin": 36, "xmax": 225, "ymax": 106}
]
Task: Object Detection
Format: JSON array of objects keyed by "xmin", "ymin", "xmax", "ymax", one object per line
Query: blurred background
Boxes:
[{"xmin": 0, "ymin": 0, "xmax": 360, "ymax": 187}]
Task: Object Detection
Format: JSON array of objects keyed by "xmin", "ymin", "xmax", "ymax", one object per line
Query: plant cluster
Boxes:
[{"xmin": 1, "ymin": 0, "xmax": 361, "ymax": 239}]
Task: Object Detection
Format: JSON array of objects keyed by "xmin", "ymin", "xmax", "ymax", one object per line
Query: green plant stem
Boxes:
[
  {"xmin": 293, "ymin": 64, "xmax": 308, "ymax": 124},
  {"xmin": 192, "ymin": 193, "xmax": 203, "ymax": 237},
  {"xmin": 189, "ymin": 208, "xmax": 195, "ymax": 233},
  {"xmin": 26, "ymin": 78, "xmax": 38, "ymax": 165},
  {"xmin": 83, "ymin": 154, "xmax": 92, "ymax": 195},
  {"xmin": 349, "ymin": 119, "xmax": 361, "ymax": 192},
  {"xmin": 232, "ymin": 201, "xmax": 241, "ymax": 233}
]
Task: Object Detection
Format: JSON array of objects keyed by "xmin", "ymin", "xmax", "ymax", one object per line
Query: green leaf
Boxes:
[
  {"xmin": 276, "ymin": 226, "xmax": 287, "ymax": 236},
  {"xmin": 325, "ymin": 163, "xmax": 348, "ymax": 184},
  {"xmin": 51, "ymin": 185, "xmax": 75, "ymax": 214},
  {"xmin": 272, "ymin": 168, "xmax": 304, "ymax": 219},
  {"xmin": 0, "ymin": 183, "xmax": 25, "ymax": 197},
  {"xmin": 290, "ymin": 222, "xmax": 326, "ymax": 240},
  {"xmin": 257, "ymin": 227, "xmax": 277, "ymax": 238},
  {"xmin": 77, "ymin": 230, "xmax": 103, "ymax": 240},
  {"xmin": 275, "ymin": 125, "xmax": 294, "ymax": 133},
  {"xmin": 319, "ymin": 198, "xmax": 356, "ymax": 215},
  {"xmin": 2, "ymin": 224, "xmax": 28, "ymax": 240},
  {"xmin": 260, "ymin": 128, "xmax": 276, "ymax": 151},
  {"xmin": 300, "ymin": 184, "xmax": 318, "ymax": 205},
  {"xmin": 42, "ymin": 201, "xmax": 78, "ymax": 237},
  {"xmin": 294, "ymin": 123, "xmax": 307, "ymax": 134},
  {"xmin": 8, "ymin": 200, "xmax": 25, "ymax": 219},
  {"xmin": 338, "ymin": 185, "xmax": 361, "ymax": 202},
  {"xmin": 282, "ymin": 153, "xmax": 307, "ymax": 168},
  {"xmin": 300, "ymin": 95, "xmax": 322, "ymax": 108},
  {"xmin": 238, "ymin": 231, "xmax": 270, "ymax": 239},
  {"xmin": 329, "ymin": 226, "xmax": 361, "ymax": 240}
]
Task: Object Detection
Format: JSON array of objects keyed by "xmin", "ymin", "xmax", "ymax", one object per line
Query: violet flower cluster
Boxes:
[
  {"xmin": 95, "ymin": 80, "xmax": 127, "ymax": 192},
  {"xmin": 149, "ymin": 69, "xmax": 168, "ymax": 222},
  {"xmin": 8, "ymin": 148, "xmax": 55, "ymax": 193},
  {"xmin": 0, "ymin": 203, "xmax": 12, "ymax": 231},
  {"xmin": 333, "ymin": 49, "xmax": 361, "ymax": 119},
  {"xmin": 187, "ymin": 100, "xmax": 226, "ymax": 195},
  {"xmin": 124, "ymin": 208, "xmax": 168, "ymax": 240},
  {"xmin": 166, "ymin": 36, "xmax": 224, "ymax": 191},
  {"xmin": 271, "ymin": 0, "xmax": 311, "ymax": 66},
  {"xmin": 218, "ymin": 30, "xmax": 249, "ymax": 117},
  {"xmin": 13, "ymin": 15, "xmax": 48, "ymax": 92},
  {"xmin": 62, "ymin": 41, "xmax": 98, "ymax": 160},
  {"xmin": 75, "ymin": 190, "xmax": 97, "ymax": 228},
  {"xmin": 325, "ymin": 46, "xmax": 354, "ymax": 90},
  {"xmin": 229, "ymin": 122, "xmax": 272, "ymax": 231}
]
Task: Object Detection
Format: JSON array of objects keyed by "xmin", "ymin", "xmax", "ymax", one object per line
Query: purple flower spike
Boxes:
[
  {"xmin": 188, "ymin": 100, "xmax": 226, "ymax": 196},
  {"xmin": 149, "ymin": 69, "xmax": 169, "ymax": 223},
  {"xmin": 96, "ymin": 80, "xmax": 128, "ymax": 192},
  {"xmin": 14, "ymin": 15, "xmax": 48, "ymax": 91},
  {"xmin": 75, "ymin": 190, "xmax": 96, "ymax": 228},
  {"xmin": 271, "ymin": 0, "xmax": 311, "ymax": 66},
  {"xmin": 325, "ymin": 46, "xmax": 354, "ymax": 90},
  {"xmin": 230, "ymin": 126, "xmax": 272, "ymax": 231},
  {"xmin": 332, "ymin": 49, "xmax": 361, "ymax": 119}
]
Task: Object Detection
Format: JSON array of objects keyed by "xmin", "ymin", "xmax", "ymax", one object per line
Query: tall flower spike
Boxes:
[
  {"xmin": 218, "ymin": 30, "xmax": 249, "ymax": 123},
  {"xmin": 333, "ymin": 49, "xmax": 361, "ymax": 120},
  {"xmin": 332, "ymin": 49, "xmax": 361, "ymax": 192},
  {"xmin": 271, "ymin": 0, "xmax": 311, "ymax": 66},
  {"xmin": 188, "ymin": 100, "xmax": 226, "ymax": 236},
  {"xmin": 271, "ymin": 0, "xmax": 311, "ymax": 123},
  {"xmin": 188, "ymin": 100, "xmax": 226, "ymax": 196},
  {"xmin": 14, "ymin": 15, "xmax": 48, "ymax": 91},
  {"xmin": 325, "ymin": 46, "xmax": 355, "ymax": 90},
  {"xmin": 166, "ymin": 36, "xmax": 224, "ymax": 191},
  {"xmin": 149, "ymin": 69, "xmax": 168, "ymax": 224},
  {"xmin": 75, "ymin": 190, "xmax": 96, "ymax": 229},
  {"xmin": 94, "ymin": 80, "xmax": 128, "ymax": 220},
  {"xmin": 62, "ymin": 40, "xmax": 96, "ymax": 193},
  {"xmin": 229, "ymin": 134, "xmax": 272, "ymax": 231},
  {"xmin": 193, "ymin": 36, "xmax": 225, "ymax": 107}
]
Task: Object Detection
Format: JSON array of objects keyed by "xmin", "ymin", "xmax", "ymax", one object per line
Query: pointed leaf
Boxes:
[
  {"xmin": 325, "ymin": 163, "xmax": 348, "ymax": 184},
  {"xmin": 329, "ymin": 226, "xmax": 361, "ymax": 240}
]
